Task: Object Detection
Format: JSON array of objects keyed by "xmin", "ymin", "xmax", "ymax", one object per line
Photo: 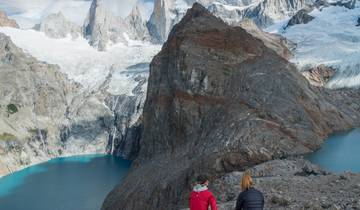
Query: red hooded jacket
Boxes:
[{"xmin": 189, "ymin": 185, "xmax": 217, "ymax": 210}]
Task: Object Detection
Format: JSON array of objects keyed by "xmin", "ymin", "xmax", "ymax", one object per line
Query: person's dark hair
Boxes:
[{"xmin": 196, "ymin": 175, "xmax": 209, "ymax": 185}]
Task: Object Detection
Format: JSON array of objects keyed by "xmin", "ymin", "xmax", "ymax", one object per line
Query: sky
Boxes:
[{"xmin": 0, "ymin": 0, "xmax": 154, "ymax": 28}]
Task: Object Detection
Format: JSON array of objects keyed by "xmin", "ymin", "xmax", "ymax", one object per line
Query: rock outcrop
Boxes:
[
  {"xmin": 0, "ymin": 11, "xmax": 19, "ymax": 28},
  {"xmin": 34, "ymin": 12, "xmax": 81, "ymax": 39},
  {"xmin": 356, "ymin": 16, "xmax": 360, "ymax": 26},
  {"xmin": 302, "ymin": 64, "xmax": 336, "ymax": 87},
  {"xmin": 102, "ymin": 3, "xmax": 360, "ymax": 210},
  {"xmin": 83, "ymin": 0, "xmax": 150, "ymax": 50},
  {"xmin": 285, "ymin": 8, "xmax": 315, "ymax": 29}
]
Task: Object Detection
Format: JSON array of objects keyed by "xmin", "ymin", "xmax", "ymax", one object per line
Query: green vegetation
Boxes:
[
  {"xmin": 0, "ymin": 132, "xmax": 16, "ymax": 141},
  {"xmin": 7, "ymin": 104, "xmax": 18, "ymax": 115},
  {"xmin": 28, "ymin": 128, "xmax": 38, "ymax": 134}
]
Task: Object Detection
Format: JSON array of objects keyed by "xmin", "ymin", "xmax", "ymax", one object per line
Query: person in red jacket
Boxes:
[{"xmin": 189, "ymin": 175, "xmax": 218, "ymax": 210}]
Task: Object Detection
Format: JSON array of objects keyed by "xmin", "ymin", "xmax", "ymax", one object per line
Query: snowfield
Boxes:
[
  {"xmin": 0, "ymin": 27, "xmax": 161, "ymax": 95},
  {"xmin": 267, "ymin": 3, "xmax": 360, "ymax": 89}
]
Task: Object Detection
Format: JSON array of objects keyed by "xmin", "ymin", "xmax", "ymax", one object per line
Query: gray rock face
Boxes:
[
  {"xmin": 147, "ymin": 0, "xmax": 180, "ymax": 42},
  {"xmin": 0, "ymin": 32, "xmax": 79, "ymax": 175},
  {"xmin": 102, "ymin": 4, "xmax": 360, "ymax": 210},
  {"xmin": 83, "ymin": 0, "xmax": 126, "ymax": 50},
  {"xmin": 126, "ymin": 5, "xmax": 150, "ymax": 42},
  {"xmin": 0, "ymin": 11, "xmax": 19, "ymax": 28},
  {"xmin": 356, "ymin": 16, "xmax": 360, "ymax": 26},
  {"xmin": 104, "ymin": 65, "xmax": 149, "ymax": 159},
  {"xmin": 83, "ymin": 0, "xmax": 150, "ymax": 50},
  {"xmin": 34, "ymin": 12, "xmax": 81, "ymax": 39},
  {"xmin": 285, "ymin": 8, "xmax": 315, "ymax": 29}
]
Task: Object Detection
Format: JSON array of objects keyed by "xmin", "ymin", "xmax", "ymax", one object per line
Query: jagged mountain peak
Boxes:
[
  {"xmin": 83, "ymin": 0, "xmax": 151, "ymax": 50},
  {"xmin": 34, "ymin": 12, "xmax": 81, "ymax": 39}
]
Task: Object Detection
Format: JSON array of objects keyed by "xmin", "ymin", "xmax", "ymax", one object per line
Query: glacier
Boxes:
[
  {"xmin": 267, "ymin": 2, "xmax": 360, "ymax": 89},
  {"xmin": 0, "ymin": 27, "xmax": 161, "ymax": 94}
]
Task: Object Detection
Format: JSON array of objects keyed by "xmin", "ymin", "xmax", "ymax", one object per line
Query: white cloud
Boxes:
[
  {"xmin": 0, "ymin": 0, "xmax": 154, "ymax": 29},
  {"xmin": 0, "ymin": 0, "xmax": 92, "ymax": 28}
]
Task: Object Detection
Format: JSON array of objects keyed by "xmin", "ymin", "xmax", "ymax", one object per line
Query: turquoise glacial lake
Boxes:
[
  {"xmin": 0, "ymin": 154, "xmax": 130, "ymax": 210},
  {"xmin": 308, "ymin": 128, "xmax": 360, "ymax": 173}
]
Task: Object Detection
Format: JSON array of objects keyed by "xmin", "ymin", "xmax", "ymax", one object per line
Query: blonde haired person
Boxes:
[{"xmin": 235, "ymin": 172, "xmax": 264, "ymax": 210}]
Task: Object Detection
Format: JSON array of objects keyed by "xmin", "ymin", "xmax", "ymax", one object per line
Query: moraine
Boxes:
[{"xmin": 0, "ymin": 155, "xmax": 130, "ymax": 210}]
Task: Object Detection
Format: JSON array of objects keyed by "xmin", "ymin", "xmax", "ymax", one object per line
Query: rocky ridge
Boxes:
[
  {"xmin": 0, "ymin": 11, "xmax": 19, "ymax": 28},
  {"xmin": 102, "ymin": 3, "xmax": 360, "ymax": 210}
]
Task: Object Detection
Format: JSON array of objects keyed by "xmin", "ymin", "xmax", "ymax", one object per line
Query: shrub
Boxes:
[
  {"xmin": 7, "ymin": 104, "xmax": 18, "ymax": 114},
  {"xmin": 0, "ymin": 132, "xmax": 16, "ymax": 141}
]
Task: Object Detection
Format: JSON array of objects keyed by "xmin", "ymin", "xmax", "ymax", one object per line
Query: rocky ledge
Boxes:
[{"xmin": 102, "ymin": 3, "xmax": 360, "ymax": 210}]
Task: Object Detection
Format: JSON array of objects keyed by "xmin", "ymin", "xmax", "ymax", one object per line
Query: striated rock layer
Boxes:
[{"xmin": 102, "ymin": 3, "xmax": 360, "ymax": 210}]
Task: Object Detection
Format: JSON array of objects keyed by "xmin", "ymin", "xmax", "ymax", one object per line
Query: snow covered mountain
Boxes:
[
  {"xmin": 34, "ymin": 12, "xmax": 81, "ymax": 39},
  {"xmin": 83, "ymin": 0, "xmax": 152, "ymax": 50},
  {"xmin": 147, "ymin": 0, "xmax": 316, "ymax": 42},
  {"xmin": 267, "ymin": 0, "xmax": 360, "ymax": 89}
]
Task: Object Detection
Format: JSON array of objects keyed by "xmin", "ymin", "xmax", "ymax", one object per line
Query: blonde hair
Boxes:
[{"xmin": 241, "ymin": 171, "xmax": 253, "ymax": 191}]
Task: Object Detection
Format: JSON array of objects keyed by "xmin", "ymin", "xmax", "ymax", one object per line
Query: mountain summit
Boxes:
[{"xmin": 83, "ymin": 0, "xmax": 150, "ymax": 50}]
